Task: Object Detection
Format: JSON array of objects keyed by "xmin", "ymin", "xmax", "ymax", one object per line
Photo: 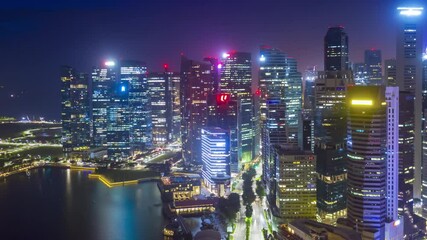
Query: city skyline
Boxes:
[{"xmin": 0, "ymin": 0, "xmax": 421, "ymax": 119}]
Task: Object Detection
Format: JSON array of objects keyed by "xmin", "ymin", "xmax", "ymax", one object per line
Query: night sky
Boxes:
[{"xmin": 0, "ymin": 0, "xmax": 422, "ymax": 120}]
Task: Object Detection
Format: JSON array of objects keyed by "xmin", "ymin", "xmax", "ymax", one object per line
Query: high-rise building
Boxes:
[
  {"xmin": 92, "ymin": 61, "xmax": 116, "ymax": 147},
  {"xmin": 120, "ymin": 60, "xmax": 152, "ymax": 152},
  {"xmin": 220, "ymin": 51, "xmax": 254, "ymax": 163},
  {"xmin": 346, "ymin": 86, "xmax": 402, "ymax": 240},
  {"xmin": 148, "ymin": 66, "xmax": 181, "ymax": 145},
  {"xmin": 274, "ymin": 146, "xmax": 317, "ymax": 223},
  {"xmin": 422, "ymin": 52, "xmax": 427, "ymax": 215},
  {"xmin": 201, "ymin": 127, "xmax": 231, "ymax": 197},
  {"xmin": 315, "ymin": 26, "xmax": 354, "ymax": 224},
  {"xmin": 61, "ymin": 66, "xmax": 90, "ymax": 157},
  {"xmin": 364, "ymin": 49, "xmax": 383, "ymax": 85},
  {"xmin": 396, "ymin": 6, "xmax": 424, "ymax": 200},
  {"xmin": 324, "ymin": 26, "xmax": 349, "ymax": 71},
  {"xmin": 180, "ymin": 56, "xmax": 215, "ymax": 164},
  {"xmin": 207, "ymin": 93, "xmax": 240, "ymax": 173},
  {"xmin": 107, "ymin": 80, "xmax": 131, "ymax": 160},
  {"xmin": 399, "ymin": 91, "xmax": 415, "ymax": 215},
  {"xmin": 258, "ymin": 46, "xmax": 303, "ymax": 208},
  {"xmin": 384, "ymin": 59, "xmax": 397, "ymax": 86},
  {"xmin": 315, "ymin": 70, "xmax": 353, "ymax": 223}
]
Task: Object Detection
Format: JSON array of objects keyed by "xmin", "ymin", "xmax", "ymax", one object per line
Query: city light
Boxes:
[
  {"xmin": 105, "ymin": 61, "xmax": 115, "ymax": 66},
  {"xmin": 222, "ymin": 53, "xmax": 230, "ymax": 58},
  {"xmin": 217, "ymin": 63, "xmax": 222, "ymax": 69},
  {"xmin": 351, "ymin": 99, "xmax": 373, "ymax": 106},
  {"xmin": 398, "ymin": 7, "xmax": 423, "ymax": 16},
  {"xmin": 260, "ymin": 55, "xmax": 266, "ymax": 62}
]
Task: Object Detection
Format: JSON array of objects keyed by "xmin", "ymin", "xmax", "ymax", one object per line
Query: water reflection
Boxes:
[{"xmin": 0, "ymin": 168, "xmax": 166, "ymax": 240}]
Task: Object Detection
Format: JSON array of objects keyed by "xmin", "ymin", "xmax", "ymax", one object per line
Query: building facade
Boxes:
[
  {"xmin": 201, "ymin": 127, "xmax": 231, "ymax": 197},
  {"xmin": 61, "ymin": 66, "xmax": 91, "ymax": 157}
]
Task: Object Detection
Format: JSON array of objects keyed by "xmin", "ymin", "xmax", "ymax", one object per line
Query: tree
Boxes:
[
  {"xmin": 242, "ymin": 187, "xmax": 256, "ymax": 206},
  {"xmin": 218, "ymin": 193, "xmax": 241, "ymax": 221},
  {"xmin": 247, "ymin": 167, "xmax": 256, "ymax": 179},
  {"xmin": 256, "ymin": 180, "xmax": 266, "ymax": 200},
  {"xmin": 245, "ymin": 204, "xmax": 253, "ymax": 218}
]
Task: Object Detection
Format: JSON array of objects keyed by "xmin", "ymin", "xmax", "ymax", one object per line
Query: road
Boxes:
[{"xmin": 232, "ymin": 159, "xmax": 269, "ymax": 240}]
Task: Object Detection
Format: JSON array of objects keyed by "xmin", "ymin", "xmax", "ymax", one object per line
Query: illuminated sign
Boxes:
[
  {"xmin": 105, "ymin": 61, "xmax": 115, "ymax": 67},
  {"xmin": 216, "ymin": 93, "xmax": 230, "ymax": 105},
  {"xmin": 398, "ymin": 7, "xmax": 423, "ymax": 16},
  {"xmin": 351, "ymin": 100, "xmax": 372, "ymax": 106}
]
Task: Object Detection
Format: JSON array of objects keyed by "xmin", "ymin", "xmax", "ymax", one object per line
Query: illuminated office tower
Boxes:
[
  {"xmin": 259, "ymin": 46, "xmax": 302, "ymax": 205},
  {"xmin": 384, "ymin": 59, "xmax": 397, "ymax": 86},
  {"xmin": 92, "ymin": 61, "xmax": 116, "ymax": 147},
  {"xmin": 61, "ymin": 66, "xmax": 90, "ymax": 157},
  {"xmin": 346, "ymin": 86, "xmax": 402, "ymax": 240},
  {"xmin": 148, "ymin": 66, "xmax": 180, "ymax": 145},
  {"xmin": 274, "ymin": 146, "xmax": 317, "ymax": 223},
  {"xmin": 148, "ymin": 69, "xmax": 169, "ymax": 145},
  {"xmin": 422, "ymin": 51, "xmax": 427, "ymax": 214},
  {"xmin": 314, "ymin": 70, "xmax": 352, "ymax": 223},
  {"xmin": 180, "ymin": 56, "xmax": 215, "ymax": 164},
  {"xmin": 315, "ymin": 27, "xmax": 352, "ymax": 223},
  {"xmin": 207, "ymin": 93, "xmax": 240, "ymax": 173},
  {"xmin": 396, "ymin": 6, "xmax": 424, "ymax": 200},
  {"xmin": 201, "ymin": 127, "xmax": 231, "ymax": 197},
  {"xmin": 107, "ymin": 80, "xmax": 131, "ymax": 160},
  {"xmin": 221, "ymin": 51, "xmax": 254, "ymax": 163},
  {"xmin": 120, "ymin": 60, "xmax": 152, "ymax": 152},
  {"xmin": 400, "ymin": 91, "xmax": 414, "ymax": 214},
  {"xmin": 170, "ymin": 72, "xmax": 181, "ymax": 142},
  {"xmin": 324, "ymin": 26, "xmax": 349, "ymax": 71},
  {"xmin": 364, "ymin": 49, "xmax": 382, "ymax": 86}
]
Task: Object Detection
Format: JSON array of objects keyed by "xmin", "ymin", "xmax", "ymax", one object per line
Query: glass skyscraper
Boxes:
[
  {"xmin": 220, "ymin": 51, "xmax": 254, "ymax": 163},
  {"xmin": 364, "ymin": 49, "xmax": 383, "ymax": 86},
  {"xmin": 61, "ymin": 66, "xmax": 90, "ymax": 157},
  {"xmin": 201, "ymin": 127, "xmax": 231, "ymax": 197},
  {"xmin": 92, "ymin": 61, "xmax": 116, "ymax": 147}
]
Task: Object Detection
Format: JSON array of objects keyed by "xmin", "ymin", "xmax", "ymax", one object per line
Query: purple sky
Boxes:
[{"xmin": 0, "ymin": 0, "xmax": 423, "ymax": 119}]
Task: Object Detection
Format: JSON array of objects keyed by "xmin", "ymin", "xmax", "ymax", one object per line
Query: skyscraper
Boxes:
[
  {"xmin": 120, "ymin": 60, "xmax": 152, "ymax": 152},
  {"xmin": 61, "ymin": 66, "xmax": 90, "ymax": 157},
  {"xmin": 220, "ymin": 51, "xmax": 254, "ymax": 163},
  {"xmin": 201, "ymin": 127, "xmax": 231, "ymax": 197},
  {"xmin": 364, "ymin": 49, "xmax": 383, "ymax": 85},
  {"xmin": 259, "ymin": 46, "xmax": 303, "ymax": 207},
  {"xmin": 315, "ymin": 27, "xmax": 353, "ymax": 223},
  {"xmin": 148, "ymin": 66, "xmax": 181, "ymax": 145},
  {"xmin": 107, "ymin": 80, "xmax": 131, "ymax": 160},
  {"xmin": 324, "ymin": 26, "xmax": 349, "ymax": 71},
  {"xmin": 207, "ymin": 92, "xmax": 240, "ymax": 173},
  {"xmin": 92, "ymin": 61, "xmax": 116, "ymax": 147},
  {"xmin": 396, "ymin": 6, "xmax": 424, "ymax": 200},
  {"xmin": 180, "ymin": 56, "xmax": 215, "ymax": 164},
  {"xmin": 346, "ymin": 86, "xmax": 401, "ymax": 240}
]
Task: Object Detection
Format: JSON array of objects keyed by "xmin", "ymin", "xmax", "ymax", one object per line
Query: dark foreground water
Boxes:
[{"xmin": 0, "ymin": 168, "xmax": 166, "ymax": 240}]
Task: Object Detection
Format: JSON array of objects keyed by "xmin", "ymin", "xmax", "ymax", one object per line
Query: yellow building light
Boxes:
[{"xmin": 351, "ymin": 99, "xmax": 372, "ymax": 106}]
